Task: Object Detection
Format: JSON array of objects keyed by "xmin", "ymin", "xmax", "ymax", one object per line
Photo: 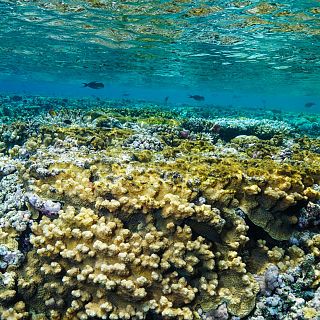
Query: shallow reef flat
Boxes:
[{"xmin": 0, "ymin": 95, "xmax": 320, "ymax": 320}]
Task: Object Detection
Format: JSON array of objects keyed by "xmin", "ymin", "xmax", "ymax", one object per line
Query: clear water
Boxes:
[{"xmin": 0, "ymin": 0, "xmax": 319, "ymax": 109}]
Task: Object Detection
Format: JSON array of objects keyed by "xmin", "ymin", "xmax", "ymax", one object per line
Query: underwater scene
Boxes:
[{"xmin": 1, "ymin": 1, "xmax": 320, "ymax": 320}]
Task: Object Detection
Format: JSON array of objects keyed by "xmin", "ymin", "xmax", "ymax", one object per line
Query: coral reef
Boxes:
[
  {"xmin": 0, "ymin": 245, "xmax": 23, "ymax": 271},
  {"xmin": 124, "ymin": 132, "xmax": 164, "ymax": 151},
  {"xmin": 248, "ymin": 257, "xmax": 320, "ymax": 319},
  {"xmin": 298, "ymin": 201, "xmax": 320, "ymax": 229},
  {"xmin": 0, "ymin": 159, "xmax": 28, "ymax": 232},
  {"xmin": 0, "ymin": 95, "xmax": 320, "ymax": 319},
  {"xmin": 25, "ymin": 193, "xmax": 61, "ymax": 218},
  {"xmin": 181, "ymin": 117, "xmax": 294, "ymax": 141}
]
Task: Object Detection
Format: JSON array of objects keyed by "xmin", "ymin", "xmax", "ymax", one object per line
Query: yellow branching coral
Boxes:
[
  {"xmin": 31, "ymin": 147, "xmax": 320, "ymax": 242},
  {"xmin": 22, "ymin": 206, "xmax": 224, "ymax": 319},
  {"xmin": 307, "ymin": 234, "xmax": 320, "ymax": 258},
  {"xmin": 0, "ymin": 271, "xmax": 17, "ymax": 303},
  {"xmin": 0, "ymin": 301, "xmax": 28, "ymax": 320}
]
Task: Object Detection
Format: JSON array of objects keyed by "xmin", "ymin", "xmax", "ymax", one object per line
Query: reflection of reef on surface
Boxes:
[{"xmin": 0, "ymin": 95, "xmax": 320, "ymax": 319}]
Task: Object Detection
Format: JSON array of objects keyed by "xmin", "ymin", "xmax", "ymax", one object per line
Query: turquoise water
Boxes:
[{"xmin": 0, "ymin": 0, "xmax": 319, "ymax": 108}]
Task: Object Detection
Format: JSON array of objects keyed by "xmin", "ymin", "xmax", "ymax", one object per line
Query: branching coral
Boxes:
[
  {"xmin": 32, "ymin": 149, "xmax": 320, "ymax": 242},
  {"xmin": 22, "ymin": 206, "xmax": 219, "ymax": 319}
]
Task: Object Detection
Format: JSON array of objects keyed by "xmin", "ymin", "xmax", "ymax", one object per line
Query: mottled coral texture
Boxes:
[{"xmin": 1, "ymin": 99, "xmax": 320, "ymax": 319}]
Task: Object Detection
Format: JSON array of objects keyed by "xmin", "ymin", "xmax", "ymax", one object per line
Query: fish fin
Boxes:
[
  {"xmin": 82, "ymin": 83, "xmax": 88, "ymax": 87},
  {"xmin": 189, "ymin": 95, "xmax": 193, "ymax": 98}
]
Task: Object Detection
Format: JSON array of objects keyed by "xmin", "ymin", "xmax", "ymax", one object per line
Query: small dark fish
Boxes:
[
  {"xmin": 189, "ymin": 95, "xmax": 205, "ymax": 101},
  {"xmin": 305, "ymin": 102, "xmax": 316, "ymax": 108},
  {"xmin": 63, "ymin": 119, "xmax": 72, "ymax": 125},
  {"xmin": 83, "ymin": 81, "xmax": 104, "ymax": 89},
  {"xmin": 164, "ymin": 96, "xmax": 169, "ymax": 104}
]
